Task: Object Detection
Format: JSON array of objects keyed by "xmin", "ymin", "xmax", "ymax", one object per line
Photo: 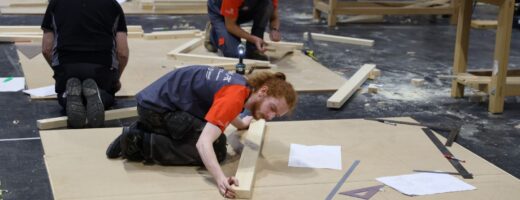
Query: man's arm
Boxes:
[
  {"xmin": 224, "ymin": 17, "xmax": 267, "ymax": 52},
  {"xmin": 115, "ymin": 32, "xmax": 129, "ymax": 76},
  {"xmin": 269, "ymin": 8, "xmax": 281, "ymax": 42},
  {"xmin": 230, "ymin": 116, "xmax": 253, "ymax": 130},
  {"xmin": 196, "ymin": 123, "xmax": 239, "ymax": 198},
  {"xmin": 42, "ymin": 30, "xmax": 54, "ymax": 66}
]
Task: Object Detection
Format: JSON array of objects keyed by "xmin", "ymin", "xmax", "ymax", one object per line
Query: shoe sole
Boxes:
[
  {"xmin": 66, "ymin": 78, "xmax": 86, "ymax": 128},
  {"xmin": 82, "ymin": 79, "xmax": 105, "ymax": 128},
  {"xmin": 106, "ymin": 134, "xmax": 123, "ymax": 159},
  {"xmin": 204, "ymin": 22, "xmax": 217, "ymax": 53}
]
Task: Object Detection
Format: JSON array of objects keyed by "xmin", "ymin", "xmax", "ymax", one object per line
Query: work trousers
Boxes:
[
  {"xmin": 207, "ymin": 0, "xmax": 273, "ymax": 57},
  {"xmin": 52, "ymin": 63, "xmax": 118, "ymax": 109},
  {"xmin": 135, "ymin": 105, "xmax": 227, "ymax": 166}
]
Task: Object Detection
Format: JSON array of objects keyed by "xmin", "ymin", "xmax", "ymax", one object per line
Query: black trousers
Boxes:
[
  {"xmin": 52, "ymin": 62, "xmax": 118, "ymax": 109},
  {"xmin": 136, "ymin": 105, "xmax": 227, "ymax": 166}
]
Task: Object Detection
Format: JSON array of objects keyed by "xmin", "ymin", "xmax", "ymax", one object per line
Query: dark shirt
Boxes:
[
  {"xmin": 41, "ymin": 0, "xmax": 127, "ymax": 68},
  {"xmin": 136, "ymin": 65, "xmax": 251, "ymax": 132}
]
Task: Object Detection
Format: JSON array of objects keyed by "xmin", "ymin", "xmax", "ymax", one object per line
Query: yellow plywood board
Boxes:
[
  {"xmin": 20, "ymin": 37, "xmax": 345, "ymax": 99},
  {"xmin": 186, "ymin": 44, "xmax": 347, "ymax": 92},
  {"xmin": 40, "ymin": 118, "xmax": 520, "ymax": 200}
]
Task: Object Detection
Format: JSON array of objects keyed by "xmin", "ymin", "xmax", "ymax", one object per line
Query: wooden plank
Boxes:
[
  {"xmin": 489, "ymin": 0, "xmax": 515, "ymax": 113},
  {"xmin": 168, "ymin": 37, "xmax": 204, "ymax": 54},
  {"xmin": 233, "ymin": 119, "xmax": 266, "ymax": 199},
  {"xmin": 143, "ymin": 30, "xmax": 201, "ymax": 40},
  {"xmin": 451, "ymin": 0, "xmax": 472, "ymax": 98},
  {"xmin": 478, "ymin": 0, "xmax": 504, "ymax": 6},
  {"xmin": 327, "ymin": 64, "xmax": 376, "ymax": 108},
  {"xmin": 303, "ymin": 32, "xmax": 374, "ymax": 47},
  {"xmin": 0, "ymin": 34, "xmax": 42, "ymax": 42},
  {"xmin": 0, "ymin": 25, "xmax": 142, "ymax": 33},
  {"xmin": 334, "ymin": 6, "xmax": 454, "ymax": 15},
  {"xmin": 37, "ymin": 107, "xmax": 138, "ymax": 130},
  {"xmin": 168, "ymin": 52, "xmax": 270, "ymax": 66},
  {"xmin": 468, "ymin": 68, "xmax": 520, "ymax": 76},
  {"xmin": 471, "ymin": 20, "xmax": 498, "ymax": 29}
]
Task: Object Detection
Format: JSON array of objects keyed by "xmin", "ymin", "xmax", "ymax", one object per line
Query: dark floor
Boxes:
[{"xmin": 0, "ymin": 1, "xmax": 519, "ymax": 200}]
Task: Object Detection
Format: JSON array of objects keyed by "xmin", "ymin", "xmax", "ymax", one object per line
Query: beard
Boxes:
[{"xmin": 250, "ymin": 98, "xmax": 264, "ymax": 120}]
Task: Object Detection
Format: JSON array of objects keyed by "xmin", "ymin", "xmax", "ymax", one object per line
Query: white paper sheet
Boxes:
[
  {"xmin": 288, "ymin": 144, "xmax": 342, "ymax": 170},
  {"xmin": 376, "ymin": 173, "xmax": 476, "ymax": 196},
  {"xmin": 23, "ymin": 85, "xmax": 56, "ymax": 97},
  {"xmin": 0, "ymin": 77, "xmax": 25, "ymax": 92}
]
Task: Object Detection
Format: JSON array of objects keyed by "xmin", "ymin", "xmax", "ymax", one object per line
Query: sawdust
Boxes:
[{"xmin": 286, "ymin": 12, "xmax": 313, "ymax": 24}]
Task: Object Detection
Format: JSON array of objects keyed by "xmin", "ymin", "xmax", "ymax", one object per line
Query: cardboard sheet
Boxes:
[{"xmin": 40, "ymin": 118, "xmax": 520, "ymax": 199}]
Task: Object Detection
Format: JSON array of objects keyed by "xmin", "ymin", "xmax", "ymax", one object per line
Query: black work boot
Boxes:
[
  {"xmin": 120, "ymin": 123, "xmax": 145, "ymax": 161},
  {"xmin": 65, "ymin": 77, "xmax": 86, "ymax": 128},
  {"xmin": 204, "ymin": 22, "xmax": 217, "ymax": 53},
  {"xmin": 82, "ymin": 79, "xmax": 105, "ymax": 128},
  {"xmin": 106, "ymin": 134, "xmax": 123, "ymax": 159}
]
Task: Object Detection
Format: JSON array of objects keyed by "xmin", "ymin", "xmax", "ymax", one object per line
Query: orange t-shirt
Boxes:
[{"xmin": 205, "ymin": 85, "xmax": 250, "ymax": 132}]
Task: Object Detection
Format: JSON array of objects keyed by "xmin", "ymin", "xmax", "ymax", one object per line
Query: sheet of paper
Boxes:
[
  {"xmin": 23, "ymin": 85, "xmax": 56, "ymax": 97},
  {"xmin": 0, "ymin": 77, "xmax": 25, "ymax": 92},
  {"xmin": 376, "ymin": 173, "xmax": 476, "ymax": 196},
  {"xmin": 288, "ymin": 144, "xmax": 342, "ymax": 170}
]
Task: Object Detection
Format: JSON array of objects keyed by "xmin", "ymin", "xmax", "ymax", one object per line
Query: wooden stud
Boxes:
[
  {"xmin": 451, "ymin": 0, "xmax": 473, "ymax": 98},
  {"xmin": 303, "ymin": 32, "xmax": 374, "ymax": 47},
  {"xmin": 411, "ymin": 78, "xmax": 425, "ymax": 87},
  {"xmin": 143, "ymin": 30, "xmax": 201, "ymax": 40},
  {"xmin": 342, "ymin": 15, "xmax": 384, "ymax": 23},
  {"xmin": 471, "ymin": 20, "xmax": 498, "ymax": 29},
  {"xmin": 37, "ymin": 107, "xmax": 138, "ymax": 130},
  {"xmin": 232, "ymin": 119, "xmax": 266, "ymax": 199},
  {"xmin": 489, "ymin": 0, "xmax": 515, "ymax": 113},
  {"xmin": 327, "ymin": 0, "xmax": 338, "ymax": 26},
  {"xmin": 368, "ymin": 68, "xmax": 381, "ymax": 80},
  {"xmin": 327, "ymin": 64, "xmax": 376, "ymax": 108},
  {"xmin": 168, "ymin": 37, "xmax": 204, "ymax": 54},
  {"xmin": 169, "ymin": 53, "xmax": 270, "ymax": 66},
  {"xmin": 0, "ymin": 34, "xmax": 42, "ymax": 42}
]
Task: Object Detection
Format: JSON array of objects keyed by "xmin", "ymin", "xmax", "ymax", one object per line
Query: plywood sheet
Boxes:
[
  {"xmin": 40, "ymin": 118, "xmax": 520, "ymax": 200},
  {"xmin": 184, "ymin": 44, "xmax": 347, "ymax": 92},
  {"xmin": 20, "ymin": 37, "xmax": 345, "ymax": 99},
  {"xmin": 18, "ymin": 38, "xmax": 193, "ymax": 98}
]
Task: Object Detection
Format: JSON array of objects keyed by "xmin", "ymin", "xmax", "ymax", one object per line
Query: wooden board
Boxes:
[
  {"xmin": 327, "ymin": 64, "xmax": 376, "ymax": 108},
  {"xmin": 40, "ymin": 117, "xmax": 520, "ymax": 199},
  {"xmin": 303, "ymin": 32, "xmax": 374, "ymax": 47},
  {"xmin": 233, "ymin": 119, "xmax": 266, "ymax": 198},
  {"xmin": 37, "ymin": 107, "xmax": 138, "ymax": 130},
  {"xmin": 0, "ymin": 0, "xmax": 207, "ymax": 15},
  {"xmin": 471, "ymin": 20, "xmax": 498, "ymax": 29}
]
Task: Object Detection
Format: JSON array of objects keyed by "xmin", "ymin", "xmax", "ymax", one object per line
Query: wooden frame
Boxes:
[
  {"xmin": 450, "ymin": 0, "xmax": 516, "ymax": 113},
  {"xmin": 37, "ymin": 107, "xmax": 138, "ymax": 130},
  {"xmin": 232, "ymin": 119, "xmax": 266, "ymax": 199},
  {"xmin": 143, "ymin": 30, "xmax": 201, "ymax": 40},
  {"xmin": 313, "ymin": 0, "xmax": 458, "ymax": 26},
  {"xmin": 327, "ymin": 64, "xmax": 376, "ymax": 108},
  {"xmin": 167, "ymin": 37, "xmax": 273, "ymax": 67}
]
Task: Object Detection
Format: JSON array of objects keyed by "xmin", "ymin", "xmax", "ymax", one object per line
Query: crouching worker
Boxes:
[{"xmin": 106, "ymin": 65, "xmax": 297, "ymax": 198}]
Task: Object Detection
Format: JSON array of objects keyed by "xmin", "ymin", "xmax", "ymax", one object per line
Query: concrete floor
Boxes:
[{"xmin": 0, "ymin": 1, "xmax": 519, "ymax": 199}]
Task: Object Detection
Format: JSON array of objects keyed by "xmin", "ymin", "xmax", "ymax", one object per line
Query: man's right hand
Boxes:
[
  {"xmin": 217, "ymin": 176, "xmax": 239, "ymax": 198},
  {"xmin": 252, "ymin": 36, "xmax": 267, "ymax": 53}
]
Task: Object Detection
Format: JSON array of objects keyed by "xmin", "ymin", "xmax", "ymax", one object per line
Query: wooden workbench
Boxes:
[{"xmin": 451, "ymin": 0, "xmax": 517, "ymax": 113}]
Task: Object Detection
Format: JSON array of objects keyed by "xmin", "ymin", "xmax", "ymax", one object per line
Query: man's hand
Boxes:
[
  {"xmin": 269, "ymin": 30, "xmax": 281, "ymax": 42},
  {"xmin": 252, "ymin": 36, "xmax": 267, "ymax": 53},
  {"xmin": 217, "ymin": 176, "xmax": 239, "ymax": 198}
]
